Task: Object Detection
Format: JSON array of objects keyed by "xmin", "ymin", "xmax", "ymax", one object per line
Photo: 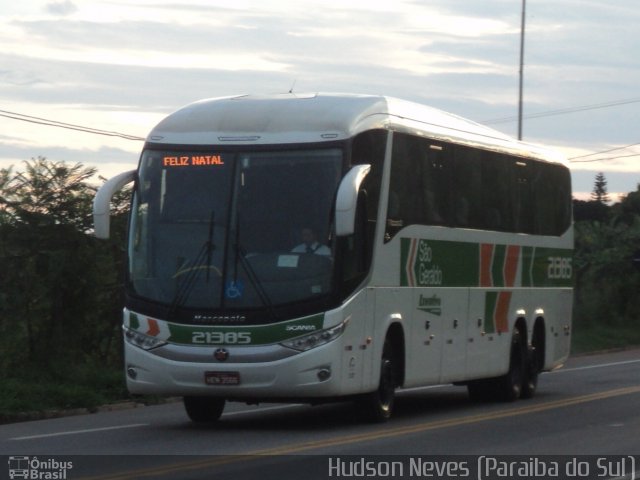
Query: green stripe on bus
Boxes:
[
  {"xmin": 491, "ymin": 244, "xmax": 506, "ymax": 287},
  {"xmin": 400, "ymin": 238, "xmax": 478, "ymax": 287},
  {"xmin": 129, "ymin": 311, "xmax": 140, "ymax": 330},
  {"xmin": 521, "ymin": 246, "xmax": 534, "ymax": 287},
  {"xmin": 166, "ymin": 314, "xmax": 325, "ymax": 345},
  {"xmin": 484, "ymin": 291, "xmax": 497, "ymax": 334},
  {"xmin": 401, "ymin": 238, "xmax": 572, "ymax": 288}
]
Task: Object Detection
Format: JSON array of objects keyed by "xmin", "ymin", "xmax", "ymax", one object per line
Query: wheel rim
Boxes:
[
  {"xmin": 379, "ymin": 358, "xmax": 395, "ymax": 413},
  {"xmin": 509, "ymin": 334, "xmax": 524, "ymax": 398}
]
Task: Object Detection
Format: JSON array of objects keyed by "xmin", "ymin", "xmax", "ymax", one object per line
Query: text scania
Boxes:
[
  {"xmin": 192, "ymin": 331, "xmax": 251, "ymax": 344},
  {"xmin": 286, "ymin": 325, "xmax": 317, "ymax": 332}
]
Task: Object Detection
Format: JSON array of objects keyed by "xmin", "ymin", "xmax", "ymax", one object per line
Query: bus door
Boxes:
[
  {"xmin": 466, "ymin": 289, "xmax": 507, "ymax": 378},
  {"xmin": 339, "ymin": 288, "xmax": 374, "ymax": 394},
  {"xmin": 546, "ymin": 289, "xmax": 573, "ymax": 366},
  {"xmin": 408, "ymin": 288, "xmax": 443, "ymax": 386},
  {"xmin": 439, "ymin": 288, "xmax": 469, "ymax": 383}
]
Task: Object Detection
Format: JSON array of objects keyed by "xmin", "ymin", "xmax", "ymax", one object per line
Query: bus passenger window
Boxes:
[
  {"xmin": 453, "ymin": 146, "xmax": 482, "ymax": 229},
  {"xmin": 422, "ymin": 143, "xmax": 451, "ymax": 225}
]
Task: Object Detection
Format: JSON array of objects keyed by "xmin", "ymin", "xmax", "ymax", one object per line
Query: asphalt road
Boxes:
[{"xmin": 1, "ymin": 348, "xmax": 639, "ymax": 479}]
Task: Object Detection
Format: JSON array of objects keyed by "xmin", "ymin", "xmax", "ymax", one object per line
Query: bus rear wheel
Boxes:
[
  {"xmin": 522, "ymin": 323, "xmax": 544, "ymax": 399},
  {"xmin": 357, "ymin": 340, "xmax": 396, "ymax": 422},
  {"xmin": 521, "ymin": 344, "xmax": 539, "ymax": 399},
  {"xmin": 496, "ymin": 328, "xmax": 526, "ymax": 402},
  {"xmin": 183, "ymin": 396, "xmax": 226, "ymax": 423},
  {"xmin": 468, "ymin": 328, "xmax": 526, "ymax": 403}
]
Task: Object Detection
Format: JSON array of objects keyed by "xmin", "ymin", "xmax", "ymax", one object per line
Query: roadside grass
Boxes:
[
  {"xmin": 0, "ymin": 363, "xmax": 128, "ymax": 422},
  {"xmin": 571, "ymin": 320, "xmax": 640, "ymax": 355}
]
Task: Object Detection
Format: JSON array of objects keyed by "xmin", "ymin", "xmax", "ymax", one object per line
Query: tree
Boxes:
[
  {"xmin": 0, "ymin": 157, "xmax": 96, "ymax": 231},
  {"xmin": 573, "ymin": 198, "xmax": 610, "ymax": 223},
  {"xmin": 591, "ymin": 172, "xmax": 610, "ymax": 204},
  {"xmin": 620, "ymin": 183, "xmax": 640, "ymax": 216},
  {"xmin": 0, "ymin": 158, "xmax": 129, "ymax": 376}
]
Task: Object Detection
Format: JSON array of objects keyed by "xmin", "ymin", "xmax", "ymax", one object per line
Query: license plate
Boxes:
[{"xmin": 205, "ymin": 371, "xmax": 240, "ymax": 386}]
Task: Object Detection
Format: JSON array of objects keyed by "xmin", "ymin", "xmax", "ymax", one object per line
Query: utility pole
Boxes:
[{"xmin": 518, "ymin": 0, "xmax": 526, "ymax": 140}]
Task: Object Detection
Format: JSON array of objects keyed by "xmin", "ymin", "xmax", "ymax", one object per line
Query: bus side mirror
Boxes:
[
  {"xmin": 335, "ymin": 164, "xmax": 371, "ymax": 236},
  {"xmin": 93, "ymin": 169, "xmax": 136, "ymax": 239}
]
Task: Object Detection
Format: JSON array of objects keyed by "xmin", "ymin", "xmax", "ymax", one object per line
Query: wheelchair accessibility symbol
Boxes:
[{"xmin": 225, "ymin": 280, "xmax": 245, "ymax": 299}]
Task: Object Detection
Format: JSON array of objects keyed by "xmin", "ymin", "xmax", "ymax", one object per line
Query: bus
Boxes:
[{"xmin": 94, "ymin": 93, "xmax": 573, "ymax": 423}]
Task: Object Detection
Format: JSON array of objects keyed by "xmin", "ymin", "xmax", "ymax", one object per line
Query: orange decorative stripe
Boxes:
[
  {"xmin": 504, "ymin": 245, "xmax": 521, "ymax": 287},
  {"xmin": 495, "ymin": 292, "xmax": 512, "ymax": 333},
  {"xmin": 480, "ymin": 243, "xmax": 494, "ymax": 287},
  {"xmin": 146, "ymin": 318, "xmax": 160, "ymax": 337}
]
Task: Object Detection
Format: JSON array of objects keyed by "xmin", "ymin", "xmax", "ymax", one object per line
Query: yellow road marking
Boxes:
[{"xmin": 82, "ymin": 385, "xmax": 640, "ymax": 480}]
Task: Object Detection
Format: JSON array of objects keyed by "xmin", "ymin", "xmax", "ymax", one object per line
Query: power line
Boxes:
[
  {"xmin": 484, "ymin": 97, "xmax": 640, "ymax": 125},
  {"xmin": 0, "ymin": 109, "xmax": 145, "ymax": 141},
  {"xmin": 569, "ymin": 142, "xmax": 640, "ymax": 161},
  {"xmin": 2, "ymin": 105, "xmax": 639, "ymax": 164},
  {"xmin": 570, "ymin": 152, "xmax": 640, "ymax": 163},
  {"xmin": 480, "ymin": 96, "xmax": 640, "ymax": 165}
]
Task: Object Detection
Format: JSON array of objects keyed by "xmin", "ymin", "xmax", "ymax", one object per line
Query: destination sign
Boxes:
[{"xmin": 163, "ymin": 155, "xmax": 225, "ymax": 167}]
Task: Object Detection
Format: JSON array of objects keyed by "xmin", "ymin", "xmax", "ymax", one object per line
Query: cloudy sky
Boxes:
[{"xmin": 1, "ymin": 0, "xmax": 639, "ymax": 199}]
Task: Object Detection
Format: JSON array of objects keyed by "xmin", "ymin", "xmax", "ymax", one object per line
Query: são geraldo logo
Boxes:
[{"xmin": 8, "ymin": 456, "xmax": 73, "ymax": 479}]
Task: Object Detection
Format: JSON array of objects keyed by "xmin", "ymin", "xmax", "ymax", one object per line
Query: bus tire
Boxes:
[
  {"xmin": 183, "ymin": 396, "xmax": 226, "ymax": 423},
  {"xmin": 521, "ymin": 344, "xmax": 539, "ymax": 399},
  {"xmin": 357, "ymin": 340, "xmax": 396, "ymax": 422},
  {"xmin": 522, "ymin": 322, "xmax": 544, "ymax": 399},
  {"xmin": 496, "ymin": 328, "xmax": 526, "ymax": 402}
]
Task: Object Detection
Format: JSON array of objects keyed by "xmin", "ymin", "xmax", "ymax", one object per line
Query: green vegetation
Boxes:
[
  {"xmin": 0, "ymin": 160, "xmax": 638, "ymax": 419},
  {"xmin": 572, "ymin": 178, "xmax": 640, "ymax": 352},
  {"xmin": 0, "ymin": 158, "xmax": 130, "ymax": 420}
]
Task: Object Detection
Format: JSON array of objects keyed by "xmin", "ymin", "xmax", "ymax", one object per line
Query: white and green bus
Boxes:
[{"xmin": 94, "ymin": 93, "xmax": 573, "ymax": 422}]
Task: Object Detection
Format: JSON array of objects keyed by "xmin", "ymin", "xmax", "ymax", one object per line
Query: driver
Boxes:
[{"xmin": 291, "ymin": 227, "xmax": 331, "ymax": 256}]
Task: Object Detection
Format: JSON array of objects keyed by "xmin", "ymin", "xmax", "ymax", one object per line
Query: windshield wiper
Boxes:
[
  {"xmin": 204, "ymin": 210, "xmax": 216, "ymax": 282},
  {"xmin": 231, "ymin": 213, "xmax": 278, "ymax": 320},
  {"xmin": 168, "ymin": 210, "xmax": 217, "ymax": 319}
]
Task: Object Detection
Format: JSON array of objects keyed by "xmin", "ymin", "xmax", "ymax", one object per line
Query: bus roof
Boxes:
[{"xmin": 147, "ymin": 93, "xmax": 566, "ymax": 164}]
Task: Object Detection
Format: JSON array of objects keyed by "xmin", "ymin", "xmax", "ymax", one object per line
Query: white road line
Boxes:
[
  {"xmin": 11, "ymin": 423, "xmax": 148, "ymax": 441},
  {"xmin": 222, "ymin": 404, "xmax": 306, "ymax": 417},
  {"xmin": 553, "ymin": 358, "xmax": 640, "ymax": 373},
  {"xmin": 394, "ymin": 359, "xmax": 640, "ymax": 393}
]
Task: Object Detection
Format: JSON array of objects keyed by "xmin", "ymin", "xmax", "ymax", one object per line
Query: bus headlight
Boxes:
[
  {"xmin": 280, "ymin": 319, "xmax": 348, "ymax": 352},
  {"xmin": 124, "ymin": 327, "xmax": 167, "ymax": 351}
]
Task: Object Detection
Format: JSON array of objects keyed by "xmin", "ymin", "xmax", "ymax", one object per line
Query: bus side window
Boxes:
[
  {"xmin": 385, "ymin": 133, "xmax": 430, "ymax": 239},
  {"xmin": 533, "ymin": 163, "xmax": 572, "ymax": 235},
  {"xmin": 385, "ymin": 133, "xmax": 409, "ymax": 241},
  {"xmin": 344, "ymin": 130, "xmax": 387, "ymax": 288},
  {"xmin": 421, "ymin": 142, "xmax": 451, "ymax": 225},
  {"xmin": 512, "ymin": 159, "xmax": 534, "ymax": 234},
  {"xmin": 453, "ymin": 146, "xmax": 482, "ymax": 229},
  {"xmin": 481, "ymin": 153, "xmax": 513, "ymax": 232}
]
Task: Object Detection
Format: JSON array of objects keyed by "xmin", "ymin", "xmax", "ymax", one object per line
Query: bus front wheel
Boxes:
[
  {"xmin": 183, "ymin": 396, "xmax": 226, "ymax": 423},
  {"xmin": 357, "ymin": 340, "xmax": 396, "ymax": 422}
]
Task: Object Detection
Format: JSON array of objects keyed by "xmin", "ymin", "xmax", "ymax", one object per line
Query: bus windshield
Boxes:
[{"xmin": 128, "ymin": 147, "xmax": 343, "ymax": 316}]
